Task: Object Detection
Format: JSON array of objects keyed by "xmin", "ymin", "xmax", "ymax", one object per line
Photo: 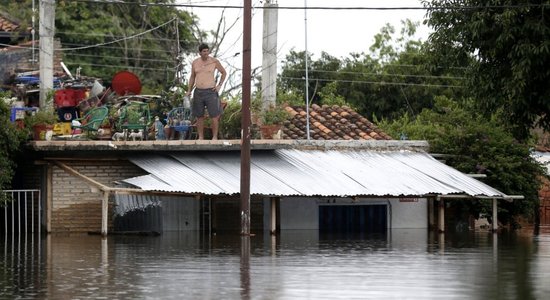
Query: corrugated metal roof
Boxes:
[{"xmin": 122, "ymin": 149, "xmax": 508, "ymax": 198}]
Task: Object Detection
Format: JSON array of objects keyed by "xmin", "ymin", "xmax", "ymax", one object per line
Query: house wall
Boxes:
[
  {"xmin": 279, "ymin": 197, "xmax": 428, "ymax": 230},
  {"xmin": 51, "ymin": 160, "xmax": 147, "ymax": 233},
  {"xmin": 539, "ymin": 177, "xmax": 550, "ymax": 226}
]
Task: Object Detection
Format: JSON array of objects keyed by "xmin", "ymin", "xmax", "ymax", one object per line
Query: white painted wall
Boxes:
[
  {"xmin": 279, "ymin": 197, "xmax": 428, "ymax": 230},
  {"xmin": 280, "ymin": 197, "xmax": 320, "ymax": 230},
  {"xmin": 388, "ymin": 198, "xmax": 428, "ymax": 229}
]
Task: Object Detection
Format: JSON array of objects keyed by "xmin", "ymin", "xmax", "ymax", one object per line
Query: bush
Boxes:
[{"xmin": 0, "ymin": 92, "xmax": 29, "ymax": 204}]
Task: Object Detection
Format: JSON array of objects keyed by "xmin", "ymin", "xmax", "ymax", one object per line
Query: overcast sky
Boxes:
[{"xmin": 178, "ymin": 0, "xmax": 430, "ymax": 85}]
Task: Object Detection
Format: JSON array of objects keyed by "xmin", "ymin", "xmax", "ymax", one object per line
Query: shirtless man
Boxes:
[{"xmin": 186, "ymin": 43, "xmax": 227, "ymax": 140}]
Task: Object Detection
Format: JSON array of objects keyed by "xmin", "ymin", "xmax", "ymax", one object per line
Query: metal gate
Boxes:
[{"xmin": 1, "ymin": 190, "xmax": 42, "ymax": 234}]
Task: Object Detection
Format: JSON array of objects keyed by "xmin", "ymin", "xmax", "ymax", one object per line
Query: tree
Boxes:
[
  {"xmin": 0, "ymin": 92, "xmax": 29, "ymax": 204},
  {"xmin": 379, "ymin": 96, "xmax": 546, "ymax": 227},
  {"xmin": 1, "ymin": 0, "xmax": 200, "ymax": 92},
  {"xmin": 277, "ymin": 21, "xmax": 465, "ymax": 120},
  {"xmin": 424, "ymin": 0, "xmax": 550, "ymax": 140}
]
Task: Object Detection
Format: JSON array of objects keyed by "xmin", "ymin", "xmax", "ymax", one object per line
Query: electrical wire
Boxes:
[
  {"xmin": 69, "ymin": 0, "xmax": 550, "ymax": 10},
  {"xmin": 279, "ymin": 76, "xmax": 464, "ymax": 88},
  {"xmin": 57, "ymin": 17, "xmax": 176, "ymax": 51}
]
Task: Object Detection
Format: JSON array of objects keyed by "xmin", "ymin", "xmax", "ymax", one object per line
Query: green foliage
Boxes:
[
  {"xmin": 219, "ymin": 96, "xmax": 242, "ymax": 139},
  {"xmin": 318, "ymin": 82, "xmax": 353, "ymax": 108},
  {"xmin": 425, "ymin": 0, "xmax": 550, "ymax": 140},
  {"xmin": 0, "ymin": 92, "xmax": 28, "ymax": 204},
  {"xmin": 278, "ymin": 20, "xmax": 465, "ymax": 121},
  {"xmin": 260, "ymin": 105, "xmax": 289, "ymax": 125},
  {"xmin": 379, "ymin": 96, "xmax": 546, "ymax": 226},
  {"xmin": 2, "ymin": 0, "xmax": 201, "ymax": 92},
  {"xmin": 24, "ymin": 108, "xmax": 58, "ymax": 127}
]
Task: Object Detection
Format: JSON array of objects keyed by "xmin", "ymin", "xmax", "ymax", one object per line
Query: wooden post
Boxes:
[
  {"xmin": 439, "ymin": 199, "xmax": 445, "ymax": 232},
  {"xmin": 270, "ymin": 197, "xmax": 277, "ymax": 235},
  {"xmin": 101, "ymin": 191, "xmax": 109, "ymax": 236},
  {"xmin": 492, "ymin": 198, "xmax": 498, "ymax": 232}
]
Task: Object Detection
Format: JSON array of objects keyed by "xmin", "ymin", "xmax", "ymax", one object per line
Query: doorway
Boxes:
[{"xmin": 319, "ymin": 205, "xmax": 387, "ymax": 233}]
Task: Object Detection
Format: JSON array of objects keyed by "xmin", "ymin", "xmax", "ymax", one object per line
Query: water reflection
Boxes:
[{"xmin": 0, "ymin": 229, "xmax": 549, "ymax": 299}]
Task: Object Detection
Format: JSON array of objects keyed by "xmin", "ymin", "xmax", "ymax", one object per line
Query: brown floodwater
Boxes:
[{"xmin": 1, "ymin": 228, "xmax": 549, "ymax": 299}]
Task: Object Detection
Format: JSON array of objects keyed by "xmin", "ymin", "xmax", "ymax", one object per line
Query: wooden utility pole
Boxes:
[
  {"xmin": 39, "ymin": 0, "xmax": 55, "ymax": 108},
  {"xmin": 240, "ymin": 0, "xmax": 252, "ymax": 236}
]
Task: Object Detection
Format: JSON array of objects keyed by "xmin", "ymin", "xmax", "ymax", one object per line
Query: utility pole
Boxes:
[
  {"xmin": 39, "ymin": 0, "xmax": 55, "ymax": 108},
  {"xmin": 261, "ymin": 0, "xmax": 278, "ymax": 109},
  {"xmin": 240, "ymin": 0, "xmax": 252, "ymax": 236}
]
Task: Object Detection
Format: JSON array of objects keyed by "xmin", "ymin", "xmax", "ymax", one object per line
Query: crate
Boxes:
[
  {"xmin": 54, "ymin": 89, "xmax": 86, "ymax": 108},
  {"xmin": 10, "ymin": 107, "xmax": 38, "ymax": 122},
  {"xmin": 53, "ymin": 122, "xmax": 72, "ymax": 136}
]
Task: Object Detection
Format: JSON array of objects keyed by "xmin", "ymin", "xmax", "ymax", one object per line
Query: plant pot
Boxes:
[
  {"xmin": 98, "ymin": 126, "xmax": 113, "ymax": 140},
  {"xmin": 260, "ymin": 124, "xmax": 282, "ymax": 139},
  {"xmin": 32, "ymin": 124, "xmax": 54, "ymax": 141}
]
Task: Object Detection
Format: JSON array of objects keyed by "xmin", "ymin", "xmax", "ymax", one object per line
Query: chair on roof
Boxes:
[
  {"xmin": 117, "ymin": 101, "xmax": 151, "ymax": 140},
  {"xmin": 71, "ymin": 106, "xmax": 109, "ymax": 138},
  {"xmin": 166, "ymin": 106, "xmax": 193, "ymax": 140}
]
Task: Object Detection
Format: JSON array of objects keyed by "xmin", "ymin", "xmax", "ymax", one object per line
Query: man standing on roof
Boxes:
[{"xmin": 186, "ymin": 43, "xmax": 227, "ymax": 140}]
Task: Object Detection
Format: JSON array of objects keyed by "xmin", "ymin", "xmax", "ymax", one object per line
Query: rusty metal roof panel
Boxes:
[{"xmin": 123, "ymin": 149, "xmax": 507, "ymax": 198}]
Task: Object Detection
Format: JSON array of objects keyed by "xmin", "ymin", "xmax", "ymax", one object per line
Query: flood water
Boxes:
[{"xmin": 1, "ymin": 229, "xmax": 550, "ymax": 299}]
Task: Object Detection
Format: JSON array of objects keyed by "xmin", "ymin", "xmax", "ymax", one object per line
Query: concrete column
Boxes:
[
  {"xmin": 438, "ymin": 198, "xmax": 445, "ymax": 233},
  {"xmin": 39, "ymin": 0, "xmax": 55, "ymax": 108},
  {"xmin": 428, "ymin": 197, "xmax": 435, "ymax": 229},
  {"xmin": 101, "ymin": 192, "xmax": 109, "ymax": 236},
  {"xmin": 492, "ymin": 198, "xmax": 498, "ymax": 232},
  {"xmin": 261, "ymin": 2, "xmax": 278, "ymax": 109},
  {"xmin": 270, "ymin": 197, "xmax": 277, "ymax": 235}
]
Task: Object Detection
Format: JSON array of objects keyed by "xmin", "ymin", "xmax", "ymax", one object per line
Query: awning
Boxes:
[{"xmin": 122, "ymin": 149, "xmax": 510, "ymax": 198}]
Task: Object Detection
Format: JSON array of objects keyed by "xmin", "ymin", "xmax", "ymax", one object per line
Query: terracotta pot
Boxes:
[
  {"xmin": 32, "ymin": 124, "xmax": 54, "ymax": 140},
  {"xmin": 260, "ymin": 124, "xmax": 282, "ymax": 139}
]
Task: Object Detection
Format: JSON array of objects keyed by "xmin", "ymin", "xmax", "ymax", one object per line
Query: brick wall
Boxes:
[{"xmin": 51, "ymin": 160, "xmax": 147, "ymax": 233}]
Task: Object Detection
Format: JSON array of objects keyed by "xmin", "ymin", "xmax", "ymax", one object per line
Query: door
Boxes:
[{"xmin": 319, "ymin": 205, "xmax": 387, "ymax": 233}]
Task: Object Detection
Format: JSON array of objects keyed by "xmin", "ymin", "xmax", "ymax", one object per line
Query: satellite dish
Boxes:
[{"xmin": 111, "ymin": 71, "xmax": 141, "ymax": 96}]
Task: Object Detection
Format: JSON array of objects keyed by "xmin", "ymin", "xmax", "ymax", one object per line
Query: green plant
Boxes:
[
  {"xmin": 219, "ymin": 98, "xmax": 242, "ymax": 139},
  {"xmin": 260, "ymin": 104, "xmax": 289, "ymax": 125},
  {"xmin": 0, "ymin": 92, "xmax": 28, "ymax": 204},
  {"xmin": 25, "ymin": 108, "xmax": 58, "ymax": 127}
]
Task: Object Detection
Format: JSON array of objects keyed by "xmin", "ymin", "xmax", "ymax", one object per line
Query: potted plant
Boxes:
[
  {"xmin": 259, "ymin": 104, "xmax": 289, "ymax": 139},
  {"xmin": 25, "ymin": 108, "xmax": 58, "ymax": 140}
]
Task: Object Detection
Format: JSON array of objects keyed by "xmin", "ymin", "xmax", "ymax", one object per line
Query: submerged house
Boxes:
[{"xmin": 6, "ymin": 104, "xmax": 517, "ymax": 235}]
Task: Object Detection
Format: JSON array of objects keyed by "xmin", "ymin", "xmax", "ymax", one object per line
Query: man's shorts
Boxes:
[{"xmin": 192, "ymin": 88, "xmax": 222, "ymax": 118}]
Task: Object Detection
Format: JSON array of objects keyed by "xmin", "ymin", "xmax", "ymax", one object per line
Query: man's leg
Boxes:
[
  {"xmin": 211, "ymin": 116, "xmax": 220, "ymax": 140},
  {"xmin": 196, "ymin": 116, "xmax": 205, "ymax": 140}
]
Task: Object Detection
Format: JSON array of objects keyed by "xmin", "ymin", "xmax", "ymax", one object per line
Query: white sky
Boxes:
[{"xmin": 178, "ymin": 0, "xmax": 430, "ymax": 86}]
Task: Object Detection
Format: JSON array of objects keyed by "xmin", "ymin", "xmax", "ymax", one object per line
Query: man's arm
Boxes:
[
  {"xmin": 215, "ymin": 59, "xmax": 227, "ymax": 92},
  {"xmin": 186, "ymin": 63, "xmax": 196, "ymax": 96}
]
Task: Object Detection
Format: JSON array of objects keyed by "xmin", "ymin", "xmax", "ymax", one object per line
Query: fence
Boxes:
[{"xmin": 1, "ymin": 189, "xmax": 42, "ymax": 234}]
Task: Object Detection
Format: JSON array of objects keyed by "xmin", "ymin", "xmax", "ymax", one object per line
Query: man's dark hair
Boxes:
[{"xmin": 198, "ymin": 43, "xmax": 209, "ymax": 52}]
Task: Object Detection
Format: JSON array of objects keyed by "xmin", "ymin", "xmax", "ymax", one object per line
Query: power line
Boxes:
[
  {"xmin": 287, "ymin": 69, "xmax": 466, "ymax": 80},
  {"xmin": 63, "ymin": 52, "xmax": 174, "ymax": 63},
  {"xmin": 57, "ymin": 17, "xmax": 176, "ymax": 51},
  {"xmin": 71, "ymin": 0, "xmax": 550, "ymax": 10},
  {"xmin": 280, "ymin": 76, "xmax": 464, "ymax": 89}
]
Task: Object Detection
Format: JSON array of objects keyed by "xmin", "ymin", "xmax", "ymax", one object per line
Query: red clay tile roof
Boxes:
[
  {"xmin": 282, "ymin": 104, "xmax": 392, "ymax": 140},
  {"xmin": 0, "ymin": 13, "xmax": 20, "ymax": 32}
]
